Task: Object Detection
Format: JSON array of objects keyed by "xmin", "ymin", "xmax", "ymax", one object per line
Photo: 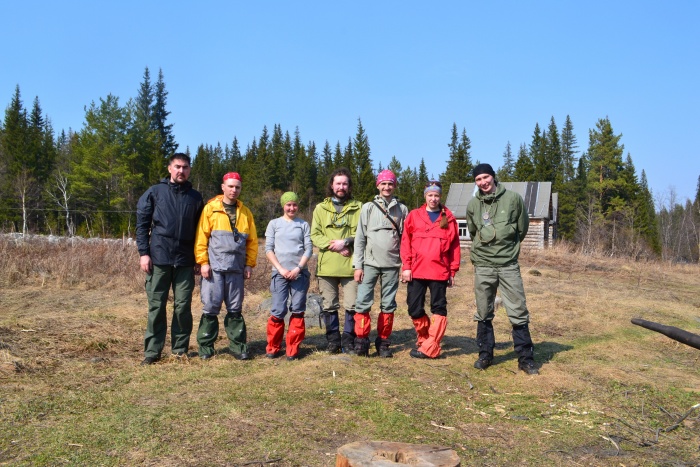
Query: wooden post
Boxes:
[{"xmin": 336, "ymin": 441, "xmax": 460, "ymax": 466}]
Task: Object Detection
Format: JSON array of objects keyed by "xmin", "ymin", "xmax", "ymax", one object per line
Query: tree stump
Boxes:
[{"xmin": 336, "ymin": 441, "xmax": 460, "ymax": 466}]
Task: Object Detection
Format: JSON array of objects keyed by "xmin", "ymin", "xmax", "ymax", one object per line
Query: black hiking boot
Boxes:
[
  {"xmin": 518, "ymin": 359, "xmax": 539, "ymax": 375},
  {"xmin": 473, "ymin": 354, "xmax": 493, "ymax": 370},
  {"xmin": 354, "ymin": 338, "xmax": 370, "ymax": 357},
  {"xmin": 140, "ymin": 356, "xmax": 159, "ymax": 366},
  {"xmin": 410, "ymin": 349, "xmax": 429, "ymax": 359}
]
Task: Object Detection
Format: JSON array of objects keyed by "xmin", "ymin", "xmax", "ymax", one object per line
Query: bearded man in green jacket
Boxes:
[
  {"xmin": 466, "ymin": 163, "xmax": 538, "ymax": 375},
  {"xmin": 311, "ymin": 168, "xmax": 362, "ymax": 354}
]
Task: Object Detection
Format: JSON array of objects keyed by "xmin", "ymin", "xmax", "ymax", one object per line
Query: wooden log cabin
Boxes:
[{"xmin": 445, "ymin": 181, "xmax": 558, "ymax": 250}]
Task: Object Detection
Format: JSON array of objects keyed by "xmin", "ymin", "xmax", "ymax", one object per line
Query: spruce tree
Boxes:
[
  {"xmin": 71, "ymin": 94, "xmax": 141, "ymax": 235},
  {"xmin": 416, "ymin": 158, "xmax": 430, "ymax": 207},
  {"xmin": 557, "ymin": 157, "xmax": 589, "ymax": 241},
  {"xmin": 440, "ymin": 123, "xmax": 472, "ymax": 186},
  {"xmin": 1, "ymin": 87, "xmax": 57, "ymax": 232},
  {"xmin": 638, "ymin": 170, "xmax": 661, "ymax": 254},
  {"xmin": 545, "ymin": 117, "xmax": 562, "ymax": 188},
  {"xmin": 343, "ymin": 138, "xmax": 354, "ymax": 176},
  {"xmin": 387, "ymin": 156, "xmax": 403, "ymax": 200},
  {"xmin": 513, "ymin": 143, "xmax": 534, "ymax": 181},
  {"xmin": 560, "ymin": 115, "xmax": 578, "ymax": 183},
  {"xmin": 586, "ymin": 117, "xmax": 626, "ymax": 215},
  {"xmin": 190, "ymin": 144, "xmax": 214, "ymax": 198},
  {"xmin": 153, "ymin": 69, "xmax": 178, "ymax": 164},
  {"xmin": 224, "ymin": 137, "xmax": 243, "ymax": 171},
  {"xmin": 269, "ymin": 124, "xmax": 287, "ymax": 190},
  {"xmin": 497, "ymin": 141, "xmax": 515, "ymax": 181},
  {"xmin": 532, "ymin": 123, "xmax": 555, "ymax": 183},
  {"xmin": 399, "ymin": 166, "xmax": 419, "ymax": 209},
  {"xmin": 317, "ymin": 141, "xmax": 333, "ymax": 193},
  {"xmin": 132, "ymin": 67, "xmax": 161, "ymax": 185},
  {"xmin": 291, "ymin": 130, "xmax": 317, "ymax": 209},
  {"xmin": 353, "ymin": 118, "xmax": 375, "ymax": 202}
]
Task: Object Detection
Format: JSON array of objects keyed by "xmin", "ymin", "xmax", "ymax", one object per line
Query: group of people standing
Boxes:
[{"xmin": 135, "ymin": 153, "xmax": 538, "ymax": 375}]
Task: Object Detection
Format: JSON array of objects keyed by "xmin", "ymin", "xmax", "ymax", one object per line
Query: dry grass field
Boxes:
[{"xmin": 1, "ymin": 235, "xmax": 699, "ymax": 466}]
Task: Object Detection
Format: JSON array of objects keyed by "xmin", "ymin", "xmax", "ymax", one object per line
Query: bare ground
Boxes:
[{"xmin": 1, "ymin": 239, "xmax": 699, "ymax": 466}]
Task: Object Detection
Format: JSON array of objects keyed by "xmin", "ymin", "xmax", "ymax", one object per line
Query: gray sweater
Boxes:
[{"xmin": 265, "ymin": 217, "xmax": 313, "ymax": 271}]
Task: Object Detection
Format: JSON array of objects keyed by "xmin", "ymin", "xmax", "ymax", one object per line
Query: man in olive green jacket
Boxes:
[
  {"xmin": 466, "ymin": 163, "xmax": 538, "ymax": 375},
  {"xmin": 311, "ymin": 168, "xmax": 362, "ymax": 353}
]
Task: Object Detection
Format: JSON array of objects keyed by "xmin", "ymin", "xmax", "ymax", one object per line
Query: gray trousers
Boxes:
[
  {"xmin": 201, "ymin": 270, "xmax": 244, "ymax": 315},
  {"xmin": 270, "ymin": 270, "xmax": 310, "ymax": 319},
  {"xmin": 355, "ymin": 265, "xmax": 400, "ymax": 314},
  {"xmin": 473, "ymin": 263, "xmax": 529, "ymax": 326}
]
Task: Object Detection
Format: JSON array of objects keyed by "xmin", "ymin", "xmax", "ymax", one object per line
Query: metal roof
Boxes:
[{"xmin": 445, "ymin": 182, "xmax": 554, "ymax": 219}]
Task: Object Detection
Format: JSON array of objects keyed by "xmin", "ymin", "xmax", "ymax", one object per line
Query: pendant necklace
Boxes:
[{"xmin": 481, "ymin": 200, "xmax": 497, "ymax": 225}]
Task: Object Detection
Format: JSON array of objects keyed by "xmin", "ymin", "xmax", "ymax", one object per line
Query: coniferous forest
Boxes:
[{"xmin": 1, "ymin": 68, "xmax": 698, "ymax": 263}]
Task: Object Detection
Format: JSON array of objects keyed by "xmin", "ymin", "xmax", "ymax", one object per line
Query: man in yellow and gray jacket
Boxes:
[{"xmin": 194, "ymin": 172, "xmax": 257, "ymax": 360}]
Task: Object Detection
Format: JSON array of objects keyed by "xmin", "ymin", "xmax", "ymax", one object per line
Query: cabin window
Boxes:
[{"xmin": 457, "ymin": 220, "xmax": 469, "ymax": 239}]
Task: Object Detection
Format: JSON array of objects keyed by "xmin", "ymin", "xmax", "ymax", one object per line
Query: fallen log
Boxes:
[
  {"xmin": 631, "ymin": 318, "xmax": 700, "ymax": 350},
  {"xmin": 336, "ymin": 441, "xmax": 460, "ymax": 466}
]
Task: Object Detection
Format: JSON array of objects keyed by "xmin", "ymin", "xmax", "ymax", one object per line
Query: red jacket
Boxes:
[{"xmin": 400, "ymin": 205, "xmax": 461, "ymax": 281}]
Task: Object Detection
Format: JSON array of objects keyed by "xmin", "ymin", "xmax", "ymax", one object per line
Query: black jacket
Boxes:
[{"xmin": 136, "ymin": 178, "xmax": 204, "ymax": 267}]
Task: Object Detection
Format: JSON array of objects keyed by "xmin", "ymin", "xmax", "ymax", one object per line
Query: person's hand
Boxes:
[
  {"xmin": 329, "ymin": 239, "xmax": 346, "ymax": 252},
  {"xmin": 288, "ymin": 267, "xmax": 301, "ymax": 281},
  {"xmin": 339, "ymin": 247, "xmax": 351, "ymax": 257},
  {"xmin": 401, "ymin": 269, "xmax": 412, "ymax": 283},
  {"xmin": 447, "ymin": 276, "xmax": 455, "ymax": 288},
  {"xmin": 201, "ymin": 264, "xmax": 211, "ymax": 279},
  {"xmin": 244, "ymin": 266, "xmax": 253, "ymax": 279},
  {"xmin": 140, "ymin": 255, "xmax": 152, "ymax": 274},
  {"xmin": 354, "ymin": 269, "xmax": 364, "ymax": 283}
]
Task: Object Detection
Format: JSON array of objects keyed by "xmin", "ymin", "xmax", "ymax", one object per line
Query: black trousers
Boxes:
[{"xmin": 406, "ymin": 278, "xmax": 448, "ymax": 319}]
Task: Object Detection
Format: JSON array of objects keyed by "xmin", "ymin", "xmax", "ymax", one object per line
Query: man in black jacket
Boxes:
[{"xmin": 136, "ymin": 153, "xmax": 204, "ymax": 365}]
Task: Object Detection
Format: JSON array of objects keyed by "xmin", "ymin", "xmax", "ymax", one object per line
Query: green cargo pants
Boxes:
[
  {"xmin": 143, "ymin": 265, "xmax": 195, "ymax": 358},
  {"xmin": 473, "ymin": 263, "xmax": 529, "ymax": 326}
]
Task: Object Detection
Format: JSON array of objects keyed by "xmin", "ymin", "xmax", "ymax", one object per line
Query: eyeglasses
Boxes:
[{"xmin": 425, "ymin": 181, "xmax": 442, "ymax": 188}]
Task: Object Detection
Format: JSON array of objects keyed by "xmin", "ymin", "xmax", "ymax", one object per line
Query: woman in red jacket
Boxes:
[{"xmin": 400, "ymin": 181, "xmax": 461, "ymax": 359}]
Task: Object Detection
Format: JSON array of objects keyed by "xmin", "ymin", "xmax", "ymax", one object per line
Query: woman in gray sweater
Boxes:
[{"xmin": 264, "ymin": 192, "xmax": 313, "ymax": 360}]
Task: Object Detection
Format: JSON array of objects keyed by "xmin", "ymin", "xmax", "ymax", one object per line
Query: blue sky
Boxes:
[{"xmin": 2, "ymin": 1, "xmax": 699, "ymax": 203}]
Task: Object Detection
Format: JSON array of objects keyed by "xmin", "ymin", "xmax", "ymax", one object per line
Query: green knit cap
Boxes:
[{"xmin": 280, "ymin": 191, "xmax": 299, "ymax": 206}]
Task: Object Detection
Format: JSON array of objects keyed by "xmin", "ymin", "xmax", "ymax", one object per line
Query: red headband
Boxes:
[{"xmin": 223, "ymin": 172, "xmax": 241, "ymax": 182}]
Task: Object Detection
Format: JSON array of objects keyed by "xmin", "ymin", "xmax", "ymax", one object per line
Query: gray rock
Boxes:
[{"xmin": 258, "ymin": 293, "xmax": 323, "ymax": 329}]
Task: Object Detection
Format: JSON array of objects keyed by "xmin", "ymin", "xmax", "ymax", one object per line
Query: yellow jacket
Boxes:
[{"xmin": 194, "ymin": 195, "xmax": 257, "ymax": 272}]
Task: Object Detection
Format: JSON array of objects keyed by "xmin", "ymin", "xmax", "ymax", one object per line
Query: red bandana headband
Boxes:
[{"xmin": 223, "ymin": 172, "xmax": 241, "ymax": 182}]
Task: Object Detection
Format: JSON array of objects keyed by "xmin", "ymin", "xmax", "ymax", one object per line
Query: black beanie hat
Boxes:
[{"xmin": 472, "ymin": 163, "xmax": 496, "ymax": 178}]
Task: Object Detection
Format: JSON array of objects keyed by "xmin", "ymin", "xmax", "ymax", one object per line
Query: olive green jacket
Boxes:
[
  {"xmin": 311, "ymin": 197, "xmax": 362, "ymax": 277},
  {"xmin": 466, "ymin": 184, "xmax": 529, "ymax": 267}
]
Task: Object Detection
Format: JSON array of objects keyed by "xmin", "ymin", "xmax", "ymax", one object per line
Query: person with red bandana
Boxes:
[
  {"xmin": 400, "ymin": 180, "xmax": 460, "ymax": 359},
  {"xmin": 352, "ymin": 170, "xmax": 408, "ymax": 357},
  {"xmin": 194, "ymin": 172, "xmax": 258, "ymax": 361}
]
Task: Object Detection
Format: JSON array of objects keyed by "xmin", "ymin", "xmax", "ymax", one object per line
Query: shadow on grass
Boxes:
[{"xmin": 249, "ymin": 324, "xmax": 573, "ymax": 364}]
